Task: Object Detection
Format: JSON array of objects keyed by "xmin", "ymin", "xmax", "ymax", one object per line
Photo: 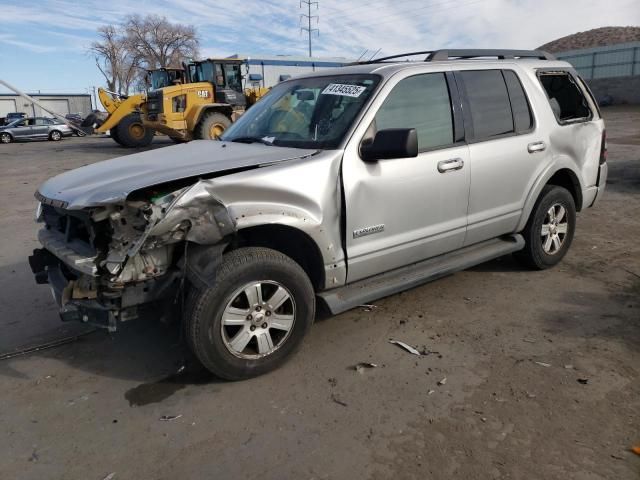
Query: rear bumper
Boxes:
[
  {"xmin": 590, "ymin": 162, "xmax": 608, "ymax": 208},
  {"xmin": 28, "ymin": 248, "xmax": 180, "ymax": 332}
]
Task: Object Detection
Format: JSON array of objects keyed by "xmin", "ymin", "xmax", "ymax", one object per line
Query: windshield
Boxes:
[
  {"xmin": 221, "ymin": 74, "xmax": 381, "ymax": 149},
  {"xmin": 149, "ymin": 71, "xmax": 169, "ymax": 90}
]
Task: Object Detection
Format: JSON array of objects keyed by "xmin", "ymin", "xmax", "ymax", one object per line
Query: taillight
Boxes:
[{"xmin": 599, "ymin": 130, "xmax": 607, "ymax": 164}]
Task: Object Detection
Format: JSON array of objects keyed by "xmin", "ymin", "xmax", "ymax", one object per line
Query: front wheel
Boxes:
[
  {"xmin": 185, "ymin": 247, "xmax": 315, "ymax": 380},
  {"xmin": 112, "ymin": 113, "xmax": 154, "ymax": 147},
  {"xmin": 194, "ymin": 111, "xmax": 231, "ymax": 140},
  {"xmin": 515, "ymin": 185, "xmax": 576, "ymax": 270},
  {"xmin": 0, "ymin": 132, "xmax": 12, "ymax": 144}
]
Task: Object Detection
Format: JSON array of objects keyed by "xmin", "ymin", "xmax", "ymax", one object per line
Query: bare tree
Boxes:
[
  {"xmin": 90, "ymin": 25, "xmax": 140, "ymax": 95},
  {"xmin": 124, "ymin": 15, "xmax": 199, "ymax": 69}
]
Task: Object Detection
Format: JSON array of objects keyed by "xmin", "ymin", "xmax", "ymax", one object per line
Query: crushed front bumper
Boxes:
[{"xmin": 29, "ymin": 248, "xmax": 180, "ymax": 332}]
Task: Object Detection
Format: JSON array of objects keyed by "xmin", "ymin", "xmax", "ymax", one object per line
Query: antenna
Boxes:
[{"xmin": 300, "ymin": 0, "xmax": 319, "ymax": 57}]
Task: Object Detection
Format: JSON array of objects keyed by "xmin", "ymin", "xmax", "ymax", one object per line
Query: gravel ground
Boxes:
[{"xmin": 0, "ymin": 109, "xmax": 638, "ymax": 480}]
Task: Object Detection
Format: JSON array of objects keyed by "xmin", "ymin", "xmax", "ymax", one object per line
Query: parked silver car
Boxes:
[
  {"xmin": 0, "ymin": 117, "xmax": 73, "ymax": 143},
  {"xmin": 29, "ymin": 49, "xmax": 607, "ymax": 379}
]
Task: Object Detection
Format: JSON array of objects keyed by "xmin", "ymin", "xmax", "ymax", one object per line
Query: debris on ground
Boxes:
[
  {"xmin": 534, "ymin": 361, "xmax": 551, "ymax": 368},
  {"xmin": 427, "ymin": 389, "xmax": 435, "ymax": 395},
  {"xmin": 577, "ymin": 378, "xmax": 589, "ymax": 385},
  {"xmin": 102, "ymin": 474, "xmax": 116, "ymax": 480},
  {"xmin": 359, "ymin": 304, "xmax": 377, "ymax": 312},
  {"xmin": 437, "ymin": 377, "xmax": 447, "ymax": 386},
  {"xmin": 159, "ymin": 415, "xmax": 182, "ymax": 422},
  {"xmin": 564, "ymin": 364, "xmax": 574, "ymax": 369},
  {"xmin": 522, "ymin": 338, "xmax": 537, "ymax": 343},
  {"xmin": 631, "ymin": 445, "xmax": 640, "ymax": 456},
  {"xmin": 352, "ymin": 362, "xmax": 378, "ymax": 373},
  {"xmin": 389, "ymin": 339, "xmax": 421, "ymax": 356},
  {"xmin": 330, "ymin": 393, "xmax": 348, "ymax": 407},
  {"xmin": 328, "ymin": 377, "xmax": 337, "ymax": 387}
]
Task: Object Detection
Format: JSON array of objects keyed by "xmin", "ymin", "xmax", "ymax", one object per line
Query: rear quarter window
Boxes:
[{"xmin": 538, "ymin": 71, "xmax": 592, "ymax": 123}]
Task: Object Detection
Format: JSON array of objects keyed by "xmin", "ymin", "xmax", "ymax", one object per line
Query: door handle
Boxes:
[
  {"xmin": 437, "ymin": 158, "xmax": 464, "ymax": 173},
  {"xmin": 527, "ymin": 141, "xmax": 546, "ymax": 153}
]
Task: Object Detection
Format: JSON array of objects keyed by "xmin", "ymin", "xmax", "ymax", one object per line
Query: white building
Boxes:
[
  {"xmin": 228, "ymin": 54, "xmax": 353, "ymax": 88},
  {"xmin": 0, "ymin": 93, "xmax": 93, "ymax": 119}
]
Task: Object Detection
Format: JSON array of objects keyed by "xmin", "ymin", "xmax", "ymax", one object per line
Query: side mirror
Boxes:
[{"xmin": 360, "ymin": 128, "xmax": 418, "ymax": 162}]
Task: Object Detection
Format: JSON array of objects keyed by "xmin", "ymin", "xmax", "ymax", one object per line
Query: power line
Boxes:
[{"xmin": 300, "ymin": 0, "xmax": 319, "ymax": 57}]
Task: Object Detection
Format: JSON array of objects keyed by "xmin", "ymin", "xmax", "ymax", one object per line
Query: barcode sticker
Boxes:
[{"xmin": 321, "ymin": 84, "xmax": 367, "ymax": 98}]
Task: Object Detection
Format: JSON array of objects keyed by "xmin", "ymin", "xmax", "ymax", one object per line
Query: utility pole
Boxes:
[{"xmin": 300, "ymin": 0, "xmax": 319, "ymax": 57}]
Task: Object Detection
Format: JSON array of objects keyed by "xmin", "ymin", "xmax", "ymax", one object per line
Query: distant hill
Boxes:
[{"xmin": 538, "ymin": 26, "xmax": 640, "ymax": 53}]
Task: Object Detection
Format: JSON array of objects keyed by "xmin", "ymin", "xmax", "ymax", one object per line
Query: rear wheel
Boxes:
[
  {"xmin": 48, "ymin": 130, "xmax": 62, "ymax": 141},
  {"xmin": 515, "ymin": 185, "xmax": 576, "ymax": 269},
  {"xmin": 194, "ymin": 111, "xmax": 231, "ymax": 140},
  {"xmin": 112, "ymin": 113, "xmax": 154, "ymax": 147},
  {"xmin": 185, "ymin": 247, "xmax": 315, "ymax": 380},
  {"xmin": 0, "ymin": 132, "xmax": 12, "ymax": 144}
]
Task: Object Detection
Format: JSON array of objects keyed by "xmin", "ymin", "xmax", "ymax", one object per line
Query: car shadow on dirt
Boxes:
[{"xmin": 540, "ymin": 281, "xmax": 640, "ymax": 354}]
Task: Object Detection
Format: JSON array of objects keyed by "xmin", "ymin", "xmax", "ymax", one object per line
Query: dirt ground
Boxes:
[{"xmin": 0, "ymin": 109, "xmax": 638, "ymax": 480}]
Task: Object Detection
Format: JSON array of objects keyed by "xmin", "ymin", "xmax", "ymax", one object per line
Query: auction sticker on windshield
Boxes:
[{"xmin": 321, "ymin": 84, "xmax": 367, "ymax": 97}]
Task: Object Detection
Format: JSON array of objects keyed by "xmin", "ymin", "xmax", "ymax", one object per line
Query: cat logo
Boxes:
[{"xmin": 197, "ymin": 90, "xmax": 210, "ymax": 98}]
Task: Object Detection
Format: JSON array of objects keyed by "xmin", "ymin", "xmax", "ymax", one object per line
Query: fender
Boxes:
[
  {"xmin": 516, "ymin": 157, "xmax": 583, "ymax": 232},
  {"xmin": 190, "ymin": 151, "xmax": 347, "ymax": 289},
  {"xmin": 191, "ymin": 103, "xmax": 234, "ymax": 127}
]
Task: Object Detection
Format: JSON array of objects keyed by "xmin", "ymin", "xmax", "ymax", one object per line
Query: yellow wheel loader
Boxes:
[{"xmin": 93, "ymin": 59, "xmax": 269, "ymax": 148}]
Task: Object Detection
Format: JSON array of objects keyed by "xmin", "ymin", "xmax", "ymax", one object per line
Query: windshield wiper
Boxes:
[{"xmin": 228, "ymin": 136, "xmax": 275, "ymax": 146}]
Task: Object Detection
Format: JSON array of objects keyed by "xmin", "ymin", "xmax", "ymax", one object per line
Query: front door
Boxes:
[
  {"xmin": 342, "ymin": 72, "xmax": 470, "ymax": 282},
  {"xmin": 11, "ymin": 119, "xmax": 31, "ymax": 138}
]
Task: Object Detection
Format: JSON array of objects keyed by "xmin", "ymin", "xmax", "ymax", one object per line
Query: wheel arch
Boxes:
[
  {"xmin": 0, "ymin": 131, "xmax": 13, "ymax": 142},
  {"xmin": 227, "ymin": 224, "xmax": 326, "ymax": 292},
  {"xmin": 517, "ymin": 166, "xmax": 583, "ymax": 232},
  {"xmin": 194, "ymin": 104, "xmax": 233, "ymax": 127}
]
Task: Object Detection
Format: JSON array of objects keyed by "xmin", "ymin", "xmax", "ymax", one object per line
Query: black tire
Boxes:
[
  {"xmin": 109, "ymin": 127, "xmax": 125, "ymax": 146},
  {"xmin": 112, "ymin": 113, "xmax": 154, "ymax": 147},
  {"xmin": 515, "ymin": 185, "xmax": 576, "ymax": 270},
  {"xmin": 80, "ymin": 113, "xmax": 97, "ymax": 127},
  {"xmin": 0, "ymin": 132, "xmax": 12, "ymax": 144},
  {"xmin": 186, "ymin": 247, "xmax": 315, "ymax": 380},
  {"xmin": 48, "ymin": 130, "xmax": 62, "ymax": 141},
  {"xmin": 194, "ymin": 111, "xmax": 231, "ymax": 140}
]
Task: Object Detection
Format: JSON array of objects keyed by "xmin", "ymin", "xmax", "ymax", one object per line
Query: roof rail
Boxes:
[
  {"xmin": 352, "ymin": 49, "xmax": 556, "ymax": 65},
  {"xmin": 427, "ymin": 49, "xmax": 556, "ymax": 61}
]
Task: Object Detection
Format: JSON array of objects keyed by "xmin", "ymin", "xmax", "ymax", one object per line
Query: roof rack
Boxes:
[{"xmin": 353, "ymin": 49, "xmax": 556, "ymax": 65}]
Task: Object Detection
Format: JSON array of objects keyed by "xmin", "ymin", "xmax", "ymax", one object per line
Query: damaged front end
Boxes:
[{"xmin": 29, "ymin": 182, "xmax": 235, "ymax": 331}]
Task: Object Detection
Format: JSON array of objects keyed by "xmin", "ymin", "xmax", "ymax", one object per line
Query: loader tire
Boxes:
[
  {"xmin": 113, "ymin": 113, "xmax": 154, "ymax": 147},
  {"xmin": 109, "ymin": 127, "xmax": 125, "ymax": 146},
  {"xmin": 195, "ymin": 112, "xmax": 231, "ymax": 140}
]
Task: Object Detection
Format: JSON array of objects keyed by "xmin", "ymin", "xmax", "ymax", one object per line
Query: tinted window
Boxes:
[
  {"xmin": 539, "ymin": 72, "xmax": 591, "ymax": 122},
  {"xmin": 503, "ymin": 70, "xmax": 533, "ymax": 133},
  {"xmin": 375, "ymin": 73, "xmax": 453, "ymax": 151},
  {"xmin": 34, "ymin": 118, "xmax": 48, "ymax": 126},
  {"xmin": 459, "ymin": 70, "xmax": 513, "ymax": 140}
]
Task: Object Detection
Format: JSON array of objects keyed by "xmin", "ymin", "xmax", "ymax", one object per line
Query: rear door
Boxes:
[
  {"xmin": 342, "ymin": 71, "xmax": 470, "ymax": 282},
  {"xmin": 456, "ymin": 68, "xmax": 547, "ymax": 245},
  {"xmin": 32, "ymin": 118, "xmax": 50, "ymax": 137}
]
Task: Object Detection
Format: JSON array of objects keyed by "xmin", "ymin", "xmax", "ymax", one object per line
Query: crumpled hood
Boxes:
[{"xmin": 37, "ymin": 140, "xmax": 316, "ymax": 209}]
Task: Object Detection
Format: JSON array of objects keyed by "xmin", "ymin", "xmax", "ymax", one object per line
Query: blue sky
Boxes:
[{"xmin": 1, "ymin": 0, "xmax": 639, "ymax": 94}]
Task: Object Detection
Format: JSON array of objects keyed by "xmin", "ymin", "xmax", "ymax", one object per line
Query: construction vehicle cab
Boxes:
[{"xmin": 147, "ymin": 68, "xmax": 186, "ymax": 90}]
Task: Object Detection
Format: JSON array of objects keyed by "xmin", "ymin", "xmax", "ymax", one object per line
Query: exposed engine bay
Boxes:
[{"xmin": 30, "ymin": 181, "xmax": 236, "ymax": 331}]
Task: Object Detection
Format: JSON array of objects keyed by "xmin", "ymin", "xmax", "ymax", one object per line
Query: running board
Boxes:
[{"xmin": 319, "ymin": 234, "xmax": 524, "ymax": 315}]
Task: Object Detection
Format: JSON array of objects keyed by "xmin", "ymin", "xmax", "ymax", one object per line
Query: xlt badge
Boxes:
[{"xmin": 353, "ymin": 224, "xmax": 385, "ymax": 239}]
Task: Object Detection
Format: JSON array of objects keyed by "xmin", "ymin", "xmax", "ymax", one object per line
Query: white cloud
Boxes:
[{"xmin": 1, "ymin": 0, "xmax": 639, "ymax": 58}]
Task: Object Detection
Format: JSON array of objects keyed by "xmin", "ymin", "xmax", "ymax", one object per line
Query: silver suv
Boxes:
[
  {"xmin": 29, "ymin": 50, "xmax": 607, "ymax": 379},
  {"xmin": 0, "ymin": 117, "xmax": 73, "ymax": 143}
]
